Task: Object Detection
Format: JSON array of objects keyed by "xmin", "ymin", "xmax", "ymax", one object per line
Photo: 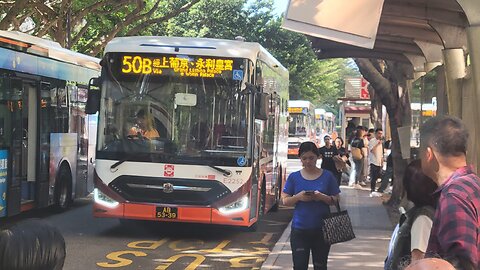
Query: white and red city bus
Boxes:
[
  {"xmin": 287, "ymin": 100, "xmax": 315, "ymax": 157},
  {"xmin": 86, "ymin": 36, "xmax": 289, "ymax": 229},
  {"xmin": 0, "ymin": 31, "xmax": 100, "ymax": 218}
]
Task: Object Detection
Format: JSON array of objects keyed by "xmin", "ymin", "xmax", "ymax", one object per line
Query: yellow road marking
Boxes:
[
  {"xmin": 169, "ymin": 239, "xmax": 204, "ymax": 251},
  {"xmin": 97, "ymin": 251, "xmax": 147, "ymax": 268},
  {"xmin": 249, "ymin": 233, "xmax": 273, "ymax": 245},
  {"xmin": 229, "ymin": 256, "xmax": 264, "ymax": 268},
  {"xmin": 155, "ymin": 254, "xmax": 205, "ymax": 270},
  {"xmin": 199, "ymin": 240, "xmax": 231, "ymax": 253},
  {"xmin": 127, "ymin": 239, "xmax": 168, "ymax": 250}
]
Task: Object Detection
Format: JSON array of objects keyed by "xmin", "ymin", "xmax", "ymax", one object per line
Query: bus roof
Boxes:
[
  {"xmin": 288, "ymin": 100, "xmax": 312, "ymax": 108},
  {"xmin": 0, "ymin": 30, "xmax": 100, "ymax": 71},
  {"xmin": 315, "ymin": 108, "xmax": 326, "ymax": 115},
  {"xmin": 104, "ymin": 36, "xmax": 288, "ymax": 77}
]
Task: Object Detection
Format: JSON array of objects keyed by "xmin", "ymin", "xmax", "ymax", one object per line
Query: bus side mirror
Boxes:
[
  {"xmin": 86, "ymin": 77, "xmax": 101, "ymax": 115},
  {"xmin": 255, "ymin": 93, "xmax": 269, "ymax": 120}
]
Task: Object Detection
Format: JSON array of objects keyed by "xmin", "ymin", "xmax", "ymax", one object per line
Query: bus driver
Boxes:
[{"xmin": 129, "ymin": 109, "xmax": 160, "ymax": 139}]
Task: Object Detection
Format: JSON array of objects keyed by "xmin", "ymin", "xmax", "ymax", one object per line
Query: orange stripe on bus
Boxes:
[{"xmin": 0, "ymin": 37, "xmax": 29, "ymax": 48}]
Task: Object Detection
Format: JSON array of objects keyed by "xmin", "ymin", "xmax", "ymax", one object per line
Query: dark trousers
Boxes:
[
  {"xmin": 334, "ymin": 170, "xmax": 342, "ymax": 187},
  {"xmin": 369, "ymin": 164, "xmax": 381, "ymax": 192},
  {"xmin": 290, "ymin": 228, "xmax": 331, "ymax": 270},
  {"xmin": 378, "ymin": 166, "xmax": 393, "ymax": 192}
]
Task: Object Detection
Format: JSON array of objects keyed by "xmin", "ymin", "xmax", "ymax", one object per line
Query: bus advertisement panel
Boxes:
[
  {"xmin": 0, "ymin": 31, "xmax": 100, "ymax": 217},
  {"xmin": 86, "ymin": 36, "xmax": 289, "ymax": 230}
]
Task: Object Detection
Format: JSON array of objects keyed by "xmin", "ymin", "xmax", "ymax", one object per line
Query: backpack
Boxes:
[{"xmin": 384, "ymin": 206, "xmax": 435, "ymax": 270}]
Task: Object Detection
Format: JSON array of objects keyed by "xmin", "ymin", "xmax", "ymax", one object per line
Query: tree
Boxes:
[
  {"xmin": 0, "ymin": 0, "xmax": 201, "ymax": 56},
  {"xmin": 354, "ymin": 58, "xmax": 413, "ymax": 206},
  {"xmin": 161, "ymin": 0, "xmax": 355, "ymax": 110},
  {"xmin": 0, "ymin": 0, "xmax": 356, "ymax": 112}
]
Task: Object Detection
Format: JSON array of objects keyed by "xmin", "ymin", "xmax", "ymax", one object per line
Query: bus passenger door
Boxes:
[
  {"xmin": 7, "ymin": 79, "xmax": 37, "ymax": 215},
  {"xmin": 37, "ymin": 82, "xmax": 52, "ymax": 208}
]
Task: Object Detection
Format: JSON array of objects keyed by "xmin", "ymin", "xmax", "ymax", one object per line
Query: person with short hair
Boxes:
[
  {"xmin": 319, "ymin": 135, "xmax": 338, "ymax": 175},
  {"xmin": 369, "ymin": 128, "xmax": 384, "ymax": 197},
  {"xmin": 404, "ymin": 258, "xmax": 456, "ymax": 270},
  {"xmin": 0, "ymin": 219, "xmax": 66, "ymax": 270},
  {"xmin": 420, "ymin": 115, "xmax": 479, "ymax": 270},
  {"xmin": 282, "ymin": 141, "xmax": 341, "ymax": 270}
]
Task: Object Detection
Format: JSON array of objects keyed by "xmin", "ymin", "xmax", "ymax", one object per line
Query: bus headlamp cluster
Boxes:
[
  {"xmin": 94, "ymin": 188, "xmax": 119, "ymax": 208},
  {"xmin": 219, "ymin": 196, "xmax": 249, "ymax": 215}
]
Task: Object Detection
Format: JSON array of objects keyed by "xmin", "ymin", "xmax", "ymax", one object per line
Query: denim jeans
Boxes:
[
  {"xmin": 352, "ymin": 158, "xmax": 364, "ymax": 184},
  {"xmin": 290, "ymin": 228, "xmax": 331, "ymax": 270}
]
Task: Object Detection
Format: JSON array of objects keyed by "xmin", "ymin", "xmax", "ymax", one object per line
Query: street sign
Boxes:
[{"xmin": 360, "ymin": 78, "xmax": 370, "ymax": 99}]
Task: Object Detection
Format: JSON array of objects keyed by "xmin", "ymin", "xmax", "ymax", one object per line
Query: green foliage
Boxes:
[
  {"xmin": 411, "ymin": 69, "xmax": 437, "ymax": 103},
  {"xmin": 151, "ymin": 0, "xmax": 357, "ymax": 111},
  {"xmin": 0, "ymin": 0, "xmax": 357, "ymax": 110}
]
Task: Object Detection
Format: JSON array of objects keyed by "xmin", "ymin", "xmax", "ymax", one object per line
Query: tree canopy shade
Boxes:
[
  {"xmin": 162, "ymin": 1, "xmax": 358, "ymax": 111},
  {"xmin": 0, "ymin": 0, "xmax": 201, "ymax": 55},
  {"xmin": 0, "ymin": 0, "xmax": 357, "ymax": 113}
]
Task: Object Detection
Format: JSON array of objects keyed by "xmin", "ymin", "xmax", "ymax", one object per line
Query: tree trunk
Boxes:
[{"xmin": 354, "ymin": 58, "xmax": 413, "ymax": 206}]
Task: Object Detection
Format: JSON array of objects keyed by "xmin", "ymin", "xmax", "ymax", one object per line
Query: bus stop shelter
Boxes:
[{"xmin": 283, "ymin": 0, "xmax": 480, "ymax": 170}]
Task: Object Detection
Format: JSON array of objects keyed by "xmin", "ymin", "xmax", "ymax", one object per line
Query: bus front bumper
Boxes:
[{"xmin": 93, "ymin": 200, "xmax": 255, "ymax": 227}]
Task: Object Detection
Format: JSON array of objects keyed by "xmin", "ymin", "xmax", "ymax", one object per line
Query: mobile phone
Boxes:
[{"xmin": 304, "ymin": 190, "xmax": 315, "ymax": 195}]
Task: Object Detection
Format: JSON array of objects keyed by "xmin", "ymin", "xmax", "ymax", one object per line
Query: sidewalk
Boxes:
[{"xmin": 261, "ymin": 186, "xmax": 395, "ymax": 269}]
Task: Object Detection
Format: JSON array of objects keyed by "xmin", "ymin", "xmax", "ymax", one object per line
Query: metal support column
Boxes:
[
  {"xmin": 466, "ymin": 26, "xmax": 480, "ymax": 171},
  {"xmin": 443, "ymin": 48, "xmax": 466, "ymax": 117}
]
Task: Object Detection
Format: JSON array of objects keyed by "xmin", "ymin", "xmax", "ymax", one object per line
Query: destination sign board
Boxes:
[{"xmin": 118, "ymin": 54, "xmax": 242, "ymax": 79}]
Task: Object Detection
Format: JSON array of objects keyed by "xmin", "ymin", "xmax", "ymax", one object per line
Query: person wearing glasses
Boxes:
[{"xmin": 282, "ymin": 141, "xmax": 340, "ymax": 270}]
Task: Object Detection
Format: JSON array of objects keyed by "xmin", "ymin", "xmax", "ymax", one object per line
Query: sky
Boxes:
[{"xmin": 273, "ymin": 0, "xmax": 289, "ymax": 16}]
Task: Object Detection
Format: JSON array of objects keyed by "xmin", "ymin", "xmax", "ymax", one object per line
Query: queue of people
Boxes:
[
  {"xmin": 281, "ymin": 115, "xmax": 478, "ymax": 270},
  {"xmin": 385, "ymin": 115, "xmax": 479, "ymax": 270}
]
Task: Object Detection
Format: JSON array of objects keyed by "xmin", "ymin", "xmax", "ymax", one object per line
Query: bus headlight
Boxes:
[
  {"xmin": 94, "ymin": 188, "xmax": 119, "ymax": 208},
  {"xmin": 219, "ymin": 196, "xmax": 249, "ymax": 215}
]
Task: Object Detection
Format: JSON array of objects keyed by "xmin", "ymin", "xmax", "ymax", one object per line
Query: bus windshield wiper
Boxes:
[
  {"xmin": 110, "ymin": 159, "xmax": 127, "ymax": 172},
  {"xmin": 208, "ymin": 165, "xmax": 232, "ymax": 176}
]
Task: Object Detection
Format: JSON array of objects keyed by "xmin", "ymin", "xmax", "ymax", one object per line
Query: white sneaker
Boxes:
[{"xmin": 369, "ymin": 191, "xmax": 382, "ymax": 197}]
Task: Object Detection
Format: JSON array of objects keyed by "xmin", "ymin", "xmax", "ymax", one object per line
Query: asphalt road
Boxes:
[
  {"xmin": 2, "ymin": 197, "xmax": 294, "ymax": 270},
  {"xmin": 0, "ymin": 159, "xmax": 302, "ymax": 270}
]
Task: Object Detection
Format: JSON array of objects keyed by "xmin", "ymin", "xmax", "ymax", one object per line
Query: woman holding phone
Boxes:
[{"xmin": 282, "ymin": 141, "xmax": 341, "ymax": 270}]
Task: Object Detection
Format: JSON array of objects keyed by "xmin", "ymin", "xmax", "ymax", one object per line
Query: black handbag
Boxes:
[{"xmin": 322, "ymin": 199, "xmax": 356, "ymax": 245}]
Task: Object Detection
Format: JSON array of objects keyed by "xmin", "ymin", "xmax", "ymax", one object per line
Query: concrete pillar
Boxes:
[
  {"xmin": 443, "ymin": 49, "xmax": 466, "ymax": 117},
  {"xmin": 466, "ymin": 25, "xmax": 480, "ymax": 171}
]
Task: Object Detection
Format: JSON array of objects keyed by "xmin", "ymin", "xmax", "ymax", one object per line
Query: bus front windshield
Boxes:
[
  {"xmin": 288, "ymin": 114, "xmax": 309, "ymax": 137},
  {"xmin": 97, "ymin": 53, "xmax": 250, "ymax": 165}
]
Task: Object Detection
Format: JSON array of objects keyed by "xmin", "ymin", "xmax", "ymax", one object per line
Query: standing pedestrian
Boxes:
[
  {"xmin": 333, "ymin": 137, "xmax": 349, "ymax": 186},
  {"xmin": 378, "ymin": 140, "xmax": 393, "ymax": 194},
  {"xmin": 384, "ymin": 160, "xmax": 437, "ymax": 270},
  {"xmin": 420, "ymin": 115, "xmax": 479, "ymax": 270},
  {"xmin": 369, "ymin": 128, "xmax": 384, "ymax": 197},
  {"xmin": 349, "ymin": 128, "xmax": 366, "ymax": 187},
  {"xmin": 319, "ymin": 135, "xmax": 338, "ymax": 175},
  {"xmin": 282, "ymin": 141, "xmax": 341, "ymax": 270}
]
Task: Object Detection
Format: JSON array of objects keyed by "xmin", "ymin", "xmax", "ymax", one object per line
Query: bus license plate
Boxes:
[{"xmin": 156, "ymin": 206, "xmax": 178, "ymax": 219}]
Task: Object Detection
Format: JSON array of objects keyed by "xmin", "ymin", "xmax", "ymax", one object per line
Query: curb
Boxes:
[{"xmin": 260, "ymin": 220, "xmax": 292, "ymax": 269}]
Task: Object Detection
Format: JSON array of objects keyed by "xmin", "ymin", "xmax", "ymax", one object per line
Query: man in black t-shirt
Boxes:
[{"xmin": 319, "ymin": 135, "xmax": 338, "ymax": 174}]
